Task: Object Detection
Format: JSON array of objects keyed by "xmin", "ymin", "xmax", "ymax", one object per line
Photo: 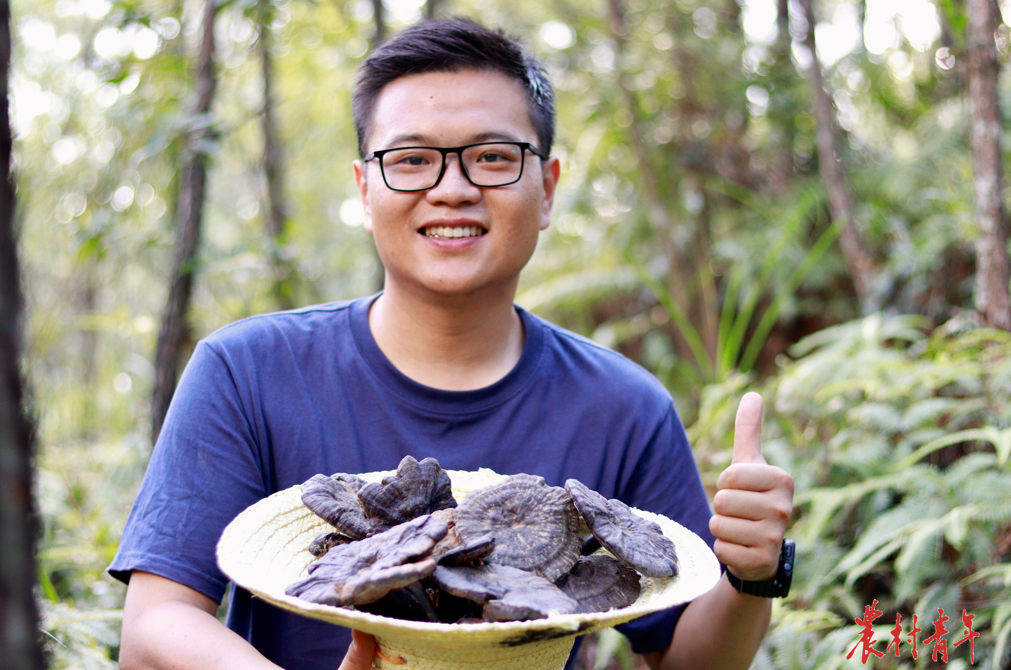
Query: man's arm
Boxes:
[
  {"xmin": 645, "ymin": 577, "xmax": 772, "ymax": 670},
  {"xmin": 121, "ymin": 572, "xmax": 378, "ymax": 670},
  {"xmin": 120, "ymin": 572, "xmax": 280, "ymax": 670},
  {"xmin": 646, "ymin": 392, "xmax": 794, "ymax": 670}
]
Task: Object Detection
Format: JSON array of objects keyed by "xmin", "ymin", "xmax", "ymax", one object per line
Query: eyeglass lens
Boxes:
[{"xmin": 380, "ymin": 143, "xmax": 525, "ymax": 190}]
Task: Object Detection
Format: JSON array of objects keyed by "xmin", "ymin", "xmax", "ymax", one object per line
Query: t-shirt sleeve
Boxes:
[
  {"xmin": 613, "ymin": 403, "xmax": 715, "ymax": 656},
  {"xmin": 108, "ymin": 339, "xmax": 266, "ymax": 602}
]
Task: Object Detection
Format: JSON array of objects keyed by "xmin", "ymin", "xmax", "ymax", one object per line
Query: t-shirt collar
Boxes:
[{"xmin": 349, "ymin": 293, "xmax": 544, "ymax": 414}]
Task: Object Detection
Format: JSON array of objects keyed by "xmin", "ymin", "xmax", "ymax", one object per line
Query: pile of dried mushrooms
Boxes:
[{"xmin": 284, "ymin": 456, "xmax": 679, "ymax": 624}]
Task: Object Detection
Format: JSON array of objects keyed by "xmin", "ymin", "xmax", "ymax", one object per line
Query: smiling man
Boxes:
[{"xmin": 113, "ymin": 19, "xmax": 794, "ymax": 670}]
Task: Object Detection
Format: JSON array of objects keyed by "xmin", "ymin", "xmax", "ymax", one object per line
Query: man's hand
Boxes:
[
  {"xmin": 709, "ymin": 392, "xmax": 794, "ymax": 582},
  {"xmin": 338, "ymin": 630, "xmax": 376, "ymax": 670}
]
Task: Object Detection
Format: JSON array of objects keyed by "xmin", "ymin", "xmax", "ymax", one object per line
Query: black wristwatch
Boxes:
[{"xmin": 725, "ymin": 539, "xmax": 795, "ymax": 598}]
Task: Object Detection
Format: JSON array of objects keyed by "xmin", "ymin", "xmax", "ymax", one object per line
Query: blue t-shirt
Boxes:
[{"xmin": 109, "ymin": 295, "xmax": 715, "ymax": 668}]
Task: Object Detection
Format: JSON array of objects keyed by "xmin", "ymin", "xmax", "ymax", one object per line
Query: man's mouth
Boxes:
[{"xmin": 421, "ymin": 225, "xmax": 487, "ymax": 239}]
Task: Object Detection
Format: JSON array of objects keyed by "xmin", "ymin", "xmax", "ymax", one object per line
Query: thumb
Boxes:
[
  {"xmin": 338, "ymin": 629, "xmax": 376, "ymax": 670},
  {"xmin": 732, "ymin": 392, "xmax": 766, "ymax": 465}
]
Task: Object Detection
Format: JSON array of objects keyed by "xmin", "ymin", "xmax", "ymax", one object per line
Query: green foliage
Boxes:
[
  {"xmin": 692, "ymin": 314, "xmax": 1011, "ymax": 669},
  {"xmin": 41, "ymin": 602, "xmax": 122, "ymax": 670},
  {"xmin": 13, "ymin": 0, "xmax": 1011, "ymax": 666}
]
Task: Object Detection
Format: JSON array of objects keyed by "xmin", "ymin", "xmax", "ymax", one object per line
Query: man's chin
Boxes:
[{"xmin": 390, "ymin": 274, "xmax": 518, "ymax": 303}]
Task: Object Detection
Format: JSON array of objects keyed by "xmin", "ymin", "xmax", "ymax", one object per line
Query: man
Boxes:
[{"xmin": 114, "ymin": 19, "xmax": 794, "ymax": 670}]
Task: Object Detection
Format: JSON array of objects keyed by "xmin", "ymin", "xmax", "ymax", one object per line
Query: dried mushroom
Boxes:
[
  {"xmin": 285, "ymin": 514, "xmax": 448, "ymax": 607},
  {"xmin": 437, "ymin": 533, "xmax": 496, "ymax": 566},
  {"xmin": 359, "ymin": 582, "xmax": 441, "ymax": 623},
  {"xmin": 556, "ymin": 554, "xmax": 641, "ymax": 613},
  {"xmin": 288, "ymin": 460, "xmax": 680, "ymax": 624},
  {"xmin": 358, "ymin": 456, "xmax": 457, "ymax": 532},
  {"xmin": 307, "ymin": 531, "xmax": 352, "ymax": 557},
  {"xmin": 581, "ymin": 536, "xmax": 603, "ymax": 556},
  {"xmin": 300, "ymin": 473, "xmax": 371, "ymax": 540},
  {"xmin": 430, "ymin": 508, "xmax": 496, "ymax": 566},
  {"xmin": 432, "ymin": 564, "xmax": 578, "ymax": 621},
  {"xmin": 564, "ymin": 479, "xmax": 678, "ymax": 578},
  {"xmin": 454, "ymin": 474, "xmax": 581, "ymax": 582}
]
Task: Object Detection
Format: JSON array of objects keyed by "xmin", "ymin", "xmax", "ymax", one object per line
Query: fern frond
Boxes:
[{"xmin": 961, "ymin": 563, "xmax": 1011, "ymax": 588}]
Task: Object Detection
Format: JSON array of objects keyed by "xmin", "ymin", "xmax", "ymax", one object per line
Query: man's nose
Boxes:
[{"xmin": 426, "ymin": 154, "xmax": 482, "ymax": 205}]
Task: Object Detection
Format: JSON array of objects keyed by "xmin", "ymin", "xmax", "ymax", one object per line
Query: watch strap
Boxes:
[{"xmin": 725, "ymin": 539, "xmax": 794, "ymax": 598}]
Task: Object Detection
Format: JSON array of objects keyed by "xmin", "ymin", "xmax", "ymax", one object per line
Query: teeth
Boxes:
[{"xmin": 424, "ymin": 226, "xmax": 486, "ymax": 238}]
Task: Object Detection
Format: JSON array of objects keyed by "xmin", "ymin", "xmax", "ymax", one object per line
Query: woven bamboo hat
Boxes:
[{"xmin": 217, "ymin": 469, "xmax": 720, "ymax": 670}]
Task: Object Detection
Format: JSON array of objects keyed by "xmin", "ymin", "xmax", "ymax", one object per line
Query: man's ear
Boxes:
[
  {"xmin": 353, "ymin": 160, "xmax": 373, "ymax": 233},
  {"xmin": 539, "ymin": 156, "xmax": 561, "ymax": 231}
]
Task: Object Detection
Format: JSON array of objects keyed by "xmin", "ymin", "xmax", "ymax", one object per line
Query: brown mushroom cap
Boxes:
[
  {"xmin": 358, "ymin": 456, "xmax": 457, "ymax": 532},
  {"xmin": 432, "ymin": 564, "xmax": 578, "ymax": 621},
  {"xmin": 300, "ymin": 473, "xmax": 371, "ymax": 540},
  {"xmin": 454, "ymin": 474, "xmax": 581, "ymax": 582},
  {"xmin": 556, "ymin": 554, "xmax": 642, "ymax": 613},
  {"xmin": 430, "ymin": 509, "xmax": 496, "ymax": 566},
  {"xmin": 285, "ymin": 513, "xmax": 448, "ymax": 607},
  {"xmin": 564, "ymin": 479, "xmax": 679, "ymax": 578},
  {"xmin": 437, "ymin": 533, "xmax": 496, "ymax": 566}
]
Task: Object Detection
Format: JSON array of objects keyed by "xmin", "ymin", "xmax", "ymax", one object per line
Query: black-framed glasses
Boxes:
[{"xmin": 363, "ymin": 141, "xmax": 546, "ymax": 192}]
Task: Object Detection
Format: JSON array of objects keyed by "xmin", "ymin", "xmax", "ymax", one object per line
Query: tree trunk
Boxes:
[
  {"xmin": 800, "ymin": 0, "xmax": 877, "ymax": 304},
  {"xmin": 425, "ymin": 0, "xmax": 440, "ymax": 20},
  {"xmin": 0, "ymin": 0, "xmax": 45, "ymax": 662},
  {"xmin": 967, "ymin": 0, "xmax": 1011, "ymax": 330},
  {"xmin": 607, "ymin": 0, "xmax": 719, "ymax": 366},
  {"xmin": 151, "ymin": 0, "xmax": 218, "ymax": 443},
  {"xmin": 369, "ymin": 0, "xmax": 387, "ymax": 293},
  {"xmin": 371, "ymin": 0, "xmax": 386, "ymax": 43},
  {"xmin": 767, "ymin": 0, "xmax": 794, "ymax": 195},
  {"xmin": 258, "ymin": 0, "xmax": 295, "ymax": 311}
]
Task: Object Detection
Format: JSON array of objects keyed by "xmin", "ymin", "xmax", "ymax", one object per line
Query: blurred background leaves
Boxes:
[{"xmin": 11, "ymin": 0, "xmax": 1011, "ymax": 665}]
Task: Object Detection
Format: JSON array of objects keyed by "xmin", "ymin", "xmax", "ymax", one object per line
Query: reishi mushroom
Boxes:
[
  {"xmin": 564, "ymin": 479, "xmax": 679, "ymax": 578},
  {"xmin": 453, "ymin": 474, "xmax": 581, "ymax": 582},
  {"xmin": 556, "ymin": 554, "xmax": 642, "ymax": 613},
  {"xmin": 358, "ymin": 456, "xmax": 457, "ymax": 533},
  {"xmin": 285, "ymin": 513, "xmax": 448, "ymax": 607},
  {"xmin": 287, "ymin": 462, "xmax": 680, "ymax": 623}
]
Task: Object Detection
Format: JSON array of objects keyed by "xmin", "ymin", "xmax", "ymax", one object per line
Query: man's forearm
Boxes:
[
  {"xmin": 120, "ymin": 600, "xmax": 280, "ymax": 670},
  {"xmin": 645, "ymin": 574, "xmax": 771, "ymax": 670}
]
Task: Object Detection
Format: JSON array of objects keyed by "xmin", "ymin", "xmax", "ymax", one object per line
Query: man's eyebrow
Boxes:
[
  {"xmin": 470, "ymin": 131, "xmax": 524, "ymax": 143},
  {"xmin": 384, "ymin": 133, "xmax": 430, "ymax": 146},
  {"xmin": 381, "ymin": 131, "xmax": 527, "ymax": 147}
]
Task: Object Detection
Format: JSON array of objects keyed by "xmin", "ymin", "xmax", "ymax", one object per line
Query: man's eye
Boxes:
[
  {"xmin": 392, "ymin": 154, "xmax": 430, "ymax": 166},
  {"xmin": 475, "ymin": 151, "xmax": 517, "ymax": 164}
]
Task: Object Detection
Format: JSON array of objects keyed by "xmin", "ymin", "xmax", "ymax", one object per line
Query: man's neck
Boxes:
[{"xmin": 367, "ymin": 281, "xmax": 525, "ymax": 391}]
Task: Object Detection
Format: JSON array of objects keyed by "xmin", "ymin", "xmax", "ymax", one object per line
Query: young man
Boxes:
[{"xmin": 113, "ymin": 19, "xmax": 794, "ymax": 670}]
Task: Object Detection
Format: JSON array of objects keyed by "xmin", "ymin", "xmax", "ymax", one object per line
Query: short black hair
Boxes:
[{"xmin": 352, "ymin": 18, "xmax": 555, "ymax": 158}]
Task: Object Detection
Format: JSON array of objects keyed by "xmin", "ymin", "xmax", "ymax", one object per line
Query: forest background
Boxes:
[{"xmin": 6, "ymin": 0, "xmax": 1011, "ymax": 666}]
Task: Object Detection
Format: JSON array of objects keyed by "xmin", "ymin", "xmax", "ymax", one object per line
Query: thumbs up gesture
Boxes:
[{"xmin": 709, "ymin": 392, "xmax": 795, "ymax": 583}]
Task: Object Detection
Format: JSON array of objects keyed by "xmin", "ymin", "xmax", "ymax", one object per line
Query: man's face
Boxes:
[{"xmin": 354, "ymin": 69, "xmax": 560, "ymax": 299}]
